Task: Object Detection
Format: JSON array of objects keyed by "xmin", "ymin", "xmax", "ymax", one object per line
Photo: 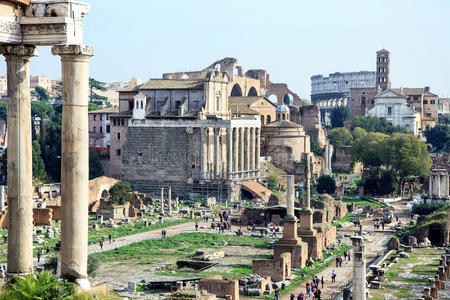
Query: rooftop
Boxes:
[{"xmin": 139, "ymin": 79, "xmax": 205, "ymax": 90}]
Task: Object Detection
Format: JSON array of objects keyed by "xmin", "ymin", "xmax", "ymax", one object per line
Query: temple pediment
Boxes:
[{"xmin": 0, "ymin": 0, "xmax": 89, "ymax": 45}]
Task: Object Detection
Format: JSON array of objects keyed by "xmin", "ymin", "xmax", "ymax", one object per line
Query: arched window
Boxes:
[
  {"xmin": 261, "ymin": 115, "xmax": 265, "ymax": 125},
  {"xmin": 117, "ymin": 132, "xmax": 121, "ymax": 140},
  {"xmin": 216, "ymin": 95, "xmax": 221, "ymax": 112},
  {"xmin": 93, "ymin": 126, "xmax": 96, "ymax": 133},
  {"xmin": 267, "ymin": 115, "xmax": 271, "ymax": 123}
]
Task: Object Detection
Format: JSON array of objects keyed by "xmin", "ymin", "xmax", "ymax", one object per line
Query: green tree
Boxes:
[
  {"xmin": 31, "ymin": 101, "xmax": 54, "ymax": 119},
  {"xmin": 330, "ymin": 106, "xmax": 350, "ymax": 128},
  {"xmin": 380, "ymin": 133, "xmax": 432, "ymax": 195},
  {"xmin": 424, "ymin": 125, "xmax": 450, "ymax": 153},
  {"xmin": 440, "ymin": 113, "xmax": 450, "ymax": 125},
  {"xmin": 0, "ymin": 102, "xmax": 6, "ymax": 120},
  {"xmin": 328, "ymin": 127, "xmax": 353, "ymax": 147},
  {"xmin": 32, "ymin": 140, "xmax": 47, "ymax": 181},
  {"xmin": 88, "ymin": 102, "xmax": 102, "ymax": 112},
  {"xmin": 351, "ymin": 116, "xmax": 407, "ymax": 135},
  {"xmin": 351, "ymin": 132, "xmax": 388, "ymax": 168},
  {"xmin": 109, "ymin": 182, "xmax": 132, "ymax": 205},
  {"xmin": 35, "ymin": 86, "xmax": 50, "ymax": 102},
  {"xmin": 89, "ymin": 149, "xmax": 104, "ymax": 179},
  {"xmin": 310, "ymin": 134, "xmax": 324, "ymax": 157},
  {"xmin": 352, "ymin": 127, "xmax": 368, "ymax": 140},
  {"xmin": 39, "ymin": 115, "xmax": 62, "ymax": 181},
  {"xmin": 89, "ymin": 77, "xmax": 108, "ymax": 103},
  {"xmin": 0, "ymin": 149, "xmax": 7, "ymax": 185},
  {"xmin": 316, "ymin": 175, "xmax": 336, "ymax": 194},
  {"xmin": 267, "ymin": 174, "xmax": 280, "ymax": 192}
]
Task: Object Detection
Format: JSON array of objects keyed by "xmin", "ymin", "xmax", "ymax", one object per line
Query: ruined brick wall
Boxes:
[
  {"xmin": 266, "ymin": 82, "xmax": 305, "ymax": 106},
  {"xmin": 47, "ymin": 205, "xmax": 61, "ymax": 221},
  {"xmin": 33, "ymin": 208, "xmax": 53, "ymax": 226},
  {"xmin": 349, "ymin": 87, "xmax": 377, "ymax": 118},
  {"xmin": 198, "ymin": 278, "xmax": 239, "ymax": 300},
  {"xmin": 332, "ymin": 146, "xmax": 353, "ymax": 171},
  {"xmin": 88, "ymin": 176, "xmax": 120, "ymax": 210},
  {"xmin": 110, "ymin": 117, "xmax": 129, "ymax": 178}
]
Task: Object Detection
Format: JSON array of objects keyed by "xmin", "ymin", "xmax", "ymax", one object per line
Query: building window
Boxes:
[
  {"xmin": 117, "ymin": 132, "xmax": 121, "ymax": 140},
  {"xmin": 113, "ymin": 119, "xmax": 116, "ymax": 126},
  {"xmin": 426, "ymin": 113, "xmax": 432, "ymax": 117},
  {"xmin": 216, "ymin": 95, "xmax": 221, "ymax": 112},
  {"xmin": 106, "ymin": 125, "xmax": 110, "ymax": 133},
  {"xmin": 267, "ymin": 115, "xmax": 271, "ymax": 123},
  {"xmin": 387, "ymin": 107, "xmax": 392, "ymax": 116},
  {"xmin": 116, "ymin": 149, "xmax": 121, "ymax": 156},
  {"xmin": 100, "ymin": 114, "xmax": 103, "ymax": 121},
  {"xmin": 93, "ymin": 114, "xmax": 96, "ymax": 121},
  {"xmin": 100, "ymin": 126, "xmax": 103, "ymax": 133},
  {"xmin": 361, "ymin": 97, "xmax": 366, "ymax": 105},
  {"xmin": 414, "ymin": 96, "xmax": 418, "ymax": 101},
  {"xmin": 423, "ymin": 100, "xmax": 428, "ymax": 104},
  {"xmin": 93, "ymin": 126, "xmax": 96, "ymax": 133},
  {"xmin": 261, "ymin": 115, "xmax": 265, "ymax": 125},
  {"xmin": 371, "ymin": 99, "xmax": 374, "ymax": 104},
  {"xmin": 157, "ymin": 101, "xmax": 162, "ymax": 110},
  {"xmin": 430, "ymin": 100, "xmax": 435, "ymax": 104},
  {"xmin": 121, "ymin": 119, "xmax": 124, "ymax": 126},
  {"xmin": 175, "ymin": 101, "xmax": 181, "ymax": 109}
]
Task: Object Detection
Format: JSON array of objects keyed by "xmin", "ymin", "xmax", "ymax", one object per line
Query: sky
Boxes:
[{"xmin": 12, "ymin": 0, "xmax": 450, "ymax": 99}]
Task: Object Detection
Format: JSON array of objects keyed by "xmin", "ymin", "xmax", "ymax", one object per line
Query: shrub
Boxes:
[
  {"xmin": 412, "ymin": 203, "xmax": 445, "ymax": 215},
  {"xmin": 88, "ymin": 255, "xmax": 100, "ymax": 277},
  {"xmin": 267, "ymin": 174, "xmax": 280, "ymax": 192},
  {"xmin": 109, "ymin": 181, "xmax": 132, "ymax": 205},
  {"xmin": 316, "ymin": 175, "xmax": 336, "ymax": 194}
]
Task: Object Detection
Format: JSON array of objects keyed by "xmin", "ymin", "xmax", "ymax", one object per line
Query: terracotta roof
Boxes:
[
  {"xmin": 392, "ymin": 88, "xmax": 424, "ymax": 96},
  {"xmin": 89, "ymin": 106, "xmax": 119, "ymax": 114},
  {"xmin": 140, "ymin": 79, "xmax": 205, "ymax": 90},
  {"xmin": 229, "ymin": 96, "xmax": 275, "ymax": 115},
  {"xmin": 264, "ymin": 120, "xmax": 303, "ymax": 128},
  {"xmin": 146, "ymin": 110, "xmax": 198, "ymax": 118},
  {"xmin": 240, "ymin": 180, "xmax": 272, "ymax": 200},
  {"xmin": 110, "ymin": 110, "xmax": 132, "ymax": 117},
  {"xmin": 119, "ymin": 85, "xmax": 141, "ymax": 92}
]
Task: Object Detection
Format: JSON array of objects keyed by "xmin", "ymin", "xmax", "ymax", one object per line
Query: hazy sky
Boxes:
[{"xmin": 12, "ymin": 0, "xmax": 450, "ymax": 99}]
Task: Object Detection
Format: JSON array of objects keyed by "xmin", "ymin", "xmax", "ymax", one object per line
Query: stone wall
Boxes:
[
  {"xmin": 332, "ymin": 146, "xmax": 353, "ymax": 171},
  {"xmin": 349, "ymin": 87, "xmax": 377, "ymax": 118},
  {"xmin": 33, "ymin": 208, "xmax": 53, "ymax": 226},
  {"xmin": 252, "ymin": 252, "xmax": 291, "ymax": 282},
  {"xmin": 88, "ymin": 176, "xmax": 120, "ymax": 211},
  {"xmin": 198, "ymin": 278, "xmax": 239, "ymax": 300},
  {"xmin": 47, "ymin": 205, "xmax": 61, "ymax": 221}
]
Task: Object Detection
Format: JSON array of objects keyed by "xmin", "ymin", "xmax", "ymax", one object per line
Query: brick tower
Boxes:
[{"xmin": 376, "ymin": 49, "xmax": 390, "ymax": 92}]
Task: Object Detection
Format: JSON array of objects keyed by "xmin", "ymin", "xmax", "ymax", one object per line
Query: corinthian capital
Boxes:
[
  {"xmin": 0, "ymin": 44, "xmax": 38, "ymax": 58},
  {"xmin": 51, "ymin": 44, "xmax": 94, "ymax": 57}
]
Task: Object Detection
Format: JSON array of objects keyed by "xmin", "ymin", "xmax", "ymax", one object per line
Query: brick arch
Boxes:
[
  {"xmin": 248, "ymin": 86, "xmax": 258, "ymax": 96},
  {"xmin": 230, "ymin": 83, "xmax": 243, "ymax": 97}
]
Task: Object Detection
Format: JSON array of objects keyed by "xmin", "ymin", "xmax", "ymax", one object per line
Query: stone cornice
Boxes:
[{"xmin": 51, "ymin": 44, "xmax": 93, "ymax": 57}]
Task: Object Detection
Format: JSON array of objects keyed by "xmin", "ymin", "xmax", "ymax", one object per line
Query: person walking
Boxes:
[
  {"xmin": 331, "ymin": 270, "xmax": 336, "ymax": 283},
  {"xmin": 37, "ymin": 249, "xmax": 42, "ymax": 263},
  {"xmin": 343, "ymin": 251, "xmax": 347, "ymax": 261},
  {"xmin": 290, "ymin": 293, "xmax": 295, "ymax": 300},
  {"xmin": 381, "ymin": 221, "xmax": 385, "ymax": 230},
  {"xmin": 306, "ymin": 282, "xmax": 311, "ymax": 298},
  {"xmin": 274, "ymin": 288, "xmax": 280, "ymax": 300},
  {"xmin": 297, "ymin": 292, "xmax": 304, "ymax": 300},
  {"xmin": 195, "ymin": 222, "xmax": 199, "ymax": 231},
  {"xmin": 108, "ymin": 233, "xmax": 112, "ymax": 244},
  {"xmin": 99, "ymin": 240, "xmax": 103, "ymax": 250},
  {"xmin": 320, "ymin": 276, "xmax": 324, "ymax": 288}
]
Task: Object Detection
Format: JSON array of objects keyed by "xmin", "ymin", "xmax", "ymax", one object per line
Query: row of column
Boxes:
[
  {"xmin": 200, "ymin": 127, "xmax": 260, "ymax": 180},
  {"xmin": 0, "ymin": 44, "xmax": 92, "ymax": 279},
  {"xmin": 429, "ymin": 173, "xmax": 449, "ymax": 199}
]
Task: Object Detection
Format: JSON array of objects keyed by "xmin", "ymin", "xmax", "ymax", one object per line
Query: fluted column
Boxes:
[
  {"xmin": 255, "ymin": 128, "xmax": 261, "ymax": 176},
  {"xmin": 214, "ymin": 128, "xmax": 220, "ymax": 178},
  {"xmin": 200, "ymin": 127, "xmax": 207, "ymax": 179},
  {"xmin": 52, "ymin": 45, "xmax": 93, "ymax": 280},
  {"xmin": 245, "ymin": 127, "xmax": 250, "ymax": 177},
  {"xmin": 233, "ymin": 128, "xmax": 238, "ymax": 177},
  {"xmin": 0, "ymin": 45, "xmax": 38, "ymax": 275},
  {"xmin": 226, "ymin": 128, "xmax": 232, "ymax": 179},
  {"xmin": 250, "ymin": 127, "xmax": 255, "ymax": 177},
  {"xmin": 239, "ymin": 128, "xmax": 244, "ymax": 179}
]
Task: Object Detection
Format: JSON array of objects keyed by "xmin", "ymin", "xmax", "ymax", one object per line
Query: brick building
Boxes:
[{"xmin": 88, "ymin": 106, "xmax": 118, "ymax": 149}]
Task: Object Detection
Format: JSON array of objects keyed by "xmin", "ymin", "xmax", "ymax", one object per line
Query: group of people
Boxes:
[
  {"xmin": 374, "ymin": 220, "xmax": 385, "ymax": 230},
  {"xmin": 335, "ymin": 250, "xmax": 351, "ymax": 267},
  {"xmin": 210, "ymin": 221, "xmax": 232, "ymax": 233},
  {"xmin": 161, "ymin": 229, "xmax": 168, "ymax": 238}
]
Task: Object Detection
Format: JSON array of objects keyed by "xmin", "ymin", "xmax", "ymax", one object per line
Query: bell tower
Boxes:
[{"xmin": 376, "ymin": 49, "xmax": 390, "ymax": 92}]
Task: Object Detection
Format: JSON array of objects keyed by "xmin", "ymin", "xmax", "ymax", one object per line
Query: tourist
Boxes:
[
  {"xmin": 290, "ymin": 293, "xmax": 295, "ymax": 300},
  {"xmin": 343, "ymin": 251, "xmax": 347, "ymax": 261},
  {"xmin": 274, "ymin": 288, "xmax": 280, "ymax": 300},
  {"xmin": 37, "ymin": 249, "xmax": 42, "ymax": 263},
  {"xmin": 195, "ymin": 222, "xmax": 199, "ymax": 231},
  {"xmin": 331, "ymin": 270, "xmax": 336, "ymax": 283},
  {"xmin": 348, "ymin": 252, "xmax": 351, "ymax": 261},
  {"xmin": 306, "ymin": 282, "xmax": 311, "ymax": 297},
  {"xmin": 108, "ymin": 233, "xmax": 112, "ymax": 244},
  {"xmin": 314, "ymin": 288, "xmax": 321, "ymax": 300},
  {"xmin": 320, "ymin": 276, "xmax": 324, "ymax": 288},
  {"xmin": 335, "ymin": 257, "xmax": 339, "ymax": 267},
  {"xmin": 297, "ymin": 292, "xmax": 305, "ymax": 300},
  {"xmin": 99, "ymin": 240, "xmax": 103, "ymax": 250},
  {"xmin": 381, "ymin": 221, "xmax": 385, "ymax": 230}
]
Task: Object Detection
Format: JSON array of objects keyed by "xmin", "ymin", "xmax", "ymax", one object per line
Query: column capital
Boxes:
[
  {"xmin": 0, "ymin": 44, "xmax": 38, "ymax": 58},
  {"xmin": 52, "ymin": 44, "xmax": 94, "ymax": 57}
]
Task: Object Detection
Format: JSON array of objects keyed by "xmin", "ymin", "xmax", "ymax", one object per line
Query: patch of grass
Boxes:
[
  {"xmin": 342, "ymin": 196, "xmax": 386, "ymax": 208},
  {"xmin": 393, "ymin": 289, "xmax": 414, "ymax": 298}
]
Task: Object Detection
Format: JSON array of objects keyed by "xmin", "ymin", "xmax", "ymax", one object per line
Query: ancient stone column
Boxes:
[
  {"xmin": 52, "ymin": 45, "xmax": 93, "ymax": 280},
  {"xmin": 200, "ymin": 127, "xmax": 207, "ymax": 179},
  {"xmin": 214, "ymin": 128, "xmax": 220, "ymax": 178},
  {"xmin": 167, "ymin": 186, "xmax": 172, "ymax": 214},
  {"xmin": 304, "ymin": 152, "xmax": 312, "ymax": 209},
  {"xmin": 255, "ymin": 127, "xmax": 261, "ymax": 176},
  {"xmin": 239, "ymin": 128, "xmax": 244, "ymax": 178},
  {"xmin": 245, "ymin": 127, "xmax": 250, "ymax": 177},
  {"xmin": 351, "ymin": 236, "xmax": 366, "ymax": 300},
  {"xmin": 226, "ymin": 127, "xmax": 233, "ymax": 179},
  {"xmin": 286, "ymin": 175, "xmax": 295, "ymax": 220},
  {"xmin": 324, "ymin": 142, "xmax": 329, "ymax": 175},
  {"xmin": 299, "ymin": 152, "xmax": 314, "ymax": 234},
  {"xmin": 0, "ymin": 45, "xmax": 37, "ymax": 275},
  {"xmin": 160, "ymin": 187, "xmax": 165, "ymax": 214},
  {"xmin": 175, "ymin": 197, "xmax": 179, "ymax": 211},
  {"xmin": 233, "ymin": 128, "xmax": 238, "ymax": 176},
  {"xmin": 250, "ymin": 127, "xmax": 255, "ymax": 177}
]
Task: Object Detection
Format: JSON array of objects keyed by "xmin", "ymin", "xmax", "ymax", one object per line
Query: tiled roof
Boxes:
[
  {"xmin": 229, "ymin": 96, "xmax": 275, "ymax": 115},
  {"xmin": 240, "ymin": 180, "xmax": 272, "ymax": 200},
  {"xmin": 119, "ymin": 85, "xmax": 141, "ymax": 92},
  {"xmin": 140, "ymin": 79, "xmax": 205, "ymax": 90},
  {"xmin": 88, "ymin": 106, "xmax": 119, "ymax": 114},
  {"xmin": 392, "ymin": 88, "xmax": 424, "ymax": 96},
  {"xmin": 264, "ymin": 120, "xmax": 303, "ymax": 128},
  {"xmin": 110, "ymin": 110, "xmax": 132, "ymax": 117}
]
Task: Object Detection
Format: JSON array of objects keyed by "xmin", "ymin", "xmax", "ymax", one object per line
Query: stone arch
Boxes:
[
  {"xmin": 261, "ymin": 115, "xmax": 265, "ymax": 125},
  {"xmin": 214, "ymin": 63, "xmax": 221, "ymax": 71},
  {"xmin": 101, "ymin": 189, "xmax": 109, "ymax": 199},
  {"xmin": 268, "ymin": 94, "xmax": 278, "ymax": 104},
  {"xmin": 230, "ymin": 83, "xmax": 243, "ymax": 97},
  {"xmin": 267, "ymin": 115, "xmax": 272, "ymax": 123},
  {"xmin": 283, "ymin": 93, "xmax": 293, "ymax": 105},
  {"xmin": 248, "ymin": 87, "xmax": 258, "ymax": 96}
]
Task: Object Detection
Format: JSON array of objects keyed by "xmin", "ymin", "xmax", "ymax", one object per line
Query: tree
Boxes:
[
  {"xmin": 330, "ymin": 106, "xmax": 350, "ymax": 128},
  {"xmin": 380, "ymin": 133, "xmax": 432, "ymax": 195},
  {"xmin": 328, "ymin": 127, "xmax": 353, "ymax": 147},
  {"xmin": 34, "ymin": 86, "xmax": 50, "ymax": 102},
  {"xmin": 39, "ymin": 115, "xmax": 62, "ymax": 181},
  {"xmin": 351, "ymin": 132, "xmax": 388, "ymax": 168},
  {"xmin": 267, "ymin": 174, "xmax": 280, "ymax": 192},
  {"xmin": 31, "ymin": 101, "xmax": 54, "ymax": 119},
  {"xmin": 352, "ymin": 127, "xmax": 367, "ymax": 140},
  {"xmin": 109, "ymin": 182, "xmax": 132, "ymax": 205},
  {"xmin": 89, "ymin": 77, "xmax": 108, "ymax": 103},
  {"xmin": 32, "ymin": 140, "xmax": 47, "ymax": 181},
  {"xmin": 0, "ymin": 102, "xmax": 6, "ymax": 120},
  {"xmin": 310, "ymin": 134, "xmax": 324, "ymax": 157},
  {"xmin": 424, "ymin": 125, "xmax": 450, "ymax": 153},
  {"xmin": 351, "ymin": 116, "xmax": 407, "ymax": 135},
  {"xmin": 316, "ymin": 175, "xmax": 336, "ymax": 194},
  {"xmin": 440, "ymin": 113, "xmax": 450, "ymax": 125},
  {"xmin": 89, "ymin": 149, "xmax": 104, "ymax": 179},
  {"xmin": 88, "ymin": 102, "xmax": 101, "ymax": 112}
]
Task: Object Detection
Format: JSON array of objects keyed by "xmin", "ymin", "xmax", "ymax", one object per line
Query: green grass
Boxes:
[
  {"xmin": 342, "ymin": 196, "xmax": 386, "ymax": 208},
  {"xmin": 332, "ymin": 216, "xmax": 365, "ymax": 227},
  {"xmin": 91, "ymin": 232, "xmax": 275, "ymax": 264},
  {"xmin": 393, "ymin": 289, "xmax": 414, "ymax": 298}
]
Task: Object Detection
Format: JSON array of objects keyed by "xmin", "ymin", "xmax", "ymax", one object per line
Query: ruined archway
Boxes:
[
  {"xmin": 230, "ymin": 83, "xmax": 243, "ymax": 97},
  {"xmin": 268, "ymin": 94, "xmax": 278, "ymax": 105},
  {"xmin": 248, "ymin": 87, "xmax": 258, "ymax": 96}
]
